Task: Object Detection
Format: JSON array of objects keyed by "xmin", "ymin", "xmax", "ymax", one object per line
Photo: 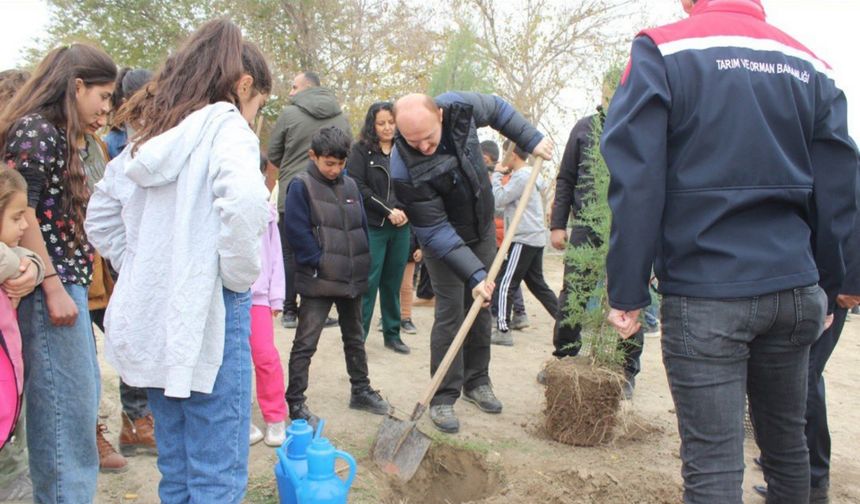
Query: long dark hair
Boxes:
[
  {"xmin": 0, "ymin": 44, "xmax": 116, "ymax": 242},
  {"xmin": 359, "ymin": 101, "xmax": 394, "ymax": 153},
  {"xmin": 118, "ymin": 19, "xmax": 272, "ymax": 152}
]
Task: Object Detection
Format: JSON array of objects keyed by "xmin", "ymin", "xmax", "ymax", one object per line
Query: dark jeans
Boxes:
[
  {"xmin": 806, "ymin": 307, "xmax": 846, "ymax": 490},
  {"xmin": 620, "ymin": 330, "xmax": 644, "ymax": 381},
  {"xmin": 423, "ymin": 229, "xmax": 495, "ymax": 406},
  {"xmin": 92, "ymin": 308, "xmax": 150, "ymax": 420},
  {"xmin": 492, "ymin": 243, "xmax": 558, "ymax": 331},
  {"xmin": 278, "ymin": 219, "xmax": 299, "ymax": 314},
  {"xmin": 554, "ymin": 226, "xmax": 598, "ymax": 357},
  {"xmin": 286, "ymin": 296, "xmax": 370, "ymax": 406},
  {"xmin": 661, "ymin": 286, "xmax": 825, "ymax": 504}
]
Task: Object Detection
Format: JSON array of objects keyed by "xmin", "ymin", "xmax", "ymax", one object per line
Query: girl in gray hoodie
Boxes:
[{"xmin": 86, "ymin": 20, "xmax": 272, "ymax": 503}]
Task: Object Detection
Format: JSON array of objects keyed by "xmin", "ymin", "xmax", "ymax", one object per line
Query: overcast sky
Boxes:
[{"xmin": 0, "ymin": 0, "xmax": 857, "ymax": 136}]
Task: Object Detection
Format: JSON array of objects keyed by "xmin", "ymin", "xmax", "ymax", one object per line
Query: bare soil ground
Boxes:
[{"xmin": 95, "ymin": 252, "xmax": 860, "ymax": 503}]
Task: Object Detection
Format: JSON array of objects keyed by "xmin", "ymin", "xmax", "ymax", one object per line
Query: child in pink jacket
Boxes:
[
  {"xmin": 249, "ymin": 155, "xmax": 288, "ymax": 447},
  {"xmin": 0, "ymin": 169, "xmax": 45, "ymax": 449}
]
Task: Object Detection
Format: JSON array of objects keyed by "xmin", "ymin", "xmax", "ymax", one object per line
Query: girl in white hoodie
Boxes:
[{"xmin": 85, "ymin": 20, "xmax": 271, "ymax": 503}]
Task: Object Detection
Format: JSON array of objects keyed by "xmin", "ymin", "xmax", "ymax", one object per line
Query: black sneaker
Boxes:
[
  {"xmin": 429, "ymin": 404, "xmax": 459, "ymax": 433},
  {"xmin": 281, "ymin": 311, "xmax": 298, "ymax": 329},
  {"xmin": 384, "ymin": 339, "xmax": 411, "ymax": 354},
  {"xmin": 324, "ymin": 316, "xmax": 338, "ymax": 328},
  {"xmin": 288, "ymin": 402, "xmax": 320, "ymax": 430},
  {"xmin": 463, "ymin": 384, "xmax": 502, "ymax": 414},
  {"xmin": 349, "ymin": 387, "xmax": 390, "ymax": 415},
  {"xmin": 400, "ymin": 318, "xmax": 418, "ymax": 334}
]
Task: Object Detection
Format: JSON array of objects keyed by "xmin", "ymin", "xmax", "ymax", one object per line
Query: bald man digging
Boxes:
[{"xmin": 391, "ymin": 92, "xmax": 552, "ymax": 433}]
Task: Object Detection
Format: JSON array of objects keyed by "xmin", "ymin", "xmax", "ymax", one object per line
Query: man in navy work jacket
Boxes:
[
  {"xmin": 602, "ymin": 1, "xmax": 859, "ymax": 502},
  {"xmin": 391, "ymin": 92, "xmax": 552, "ymax": 434}
]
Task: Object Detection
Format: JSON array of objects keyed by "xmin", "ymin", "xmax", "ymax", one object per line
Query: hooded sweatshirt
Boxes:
[
  {"xmin": 491, "ymin": 166, "xmax": 547, "ymax": 248},
  {"xmin": 85, "ymin": 102, "xmax": 270, "ymax": 398},
  {"xmin": 266, "ymin": 87, "xmax": 352, "ymax": 212},
  {"xmin": 251, "ymin": 203, "xmax": 286, "ymax": 308}
]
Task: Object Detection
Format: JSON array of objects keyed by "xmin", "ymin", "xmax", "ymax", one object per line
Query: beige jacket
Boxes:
[{"xmin": 0, "ymin": 244, "xmax": 45, "ymax": 286}]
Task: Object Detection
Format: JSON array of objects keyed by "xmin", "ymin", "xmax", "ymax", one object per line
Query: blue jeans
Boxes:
[
  {"xmin": 20, "ymin": 283, "xmax": 99, "ymax": 504},
  {"xmin": 147, "ymin": 288, "xmax": 252, "ymax": 504},
  {"xmin": 661, "ymin": 285, "xmax": 825, "ymax": 504}
]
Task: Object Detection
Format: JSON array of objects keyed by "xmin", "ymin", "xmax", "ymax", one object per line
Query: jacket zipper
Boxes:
[
  {"xmin": 371, "ymin": 161, "xmax": 391, "ymax": 227},
  {"xmin": 335, "ymin": 184, "xmax": 354, "ymax": 288}
]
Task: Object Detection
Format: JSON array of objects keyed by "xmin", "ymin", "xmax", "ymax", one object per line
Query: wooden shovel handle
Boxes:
[{"xmin": 411, "ymin": 156, "xmax": 545, "ymax": 420}]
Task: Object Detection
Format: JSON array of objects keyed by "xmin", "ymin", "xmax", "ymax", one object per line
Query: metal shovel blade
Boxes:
[{"xmin": 371, "ymin": 414, "xmax": 432, "ymax": 481}]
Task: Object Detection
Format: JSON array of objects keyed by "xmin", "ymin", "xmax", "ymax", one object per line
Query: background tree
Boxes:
[
  {"xmin": 222, "ymin": 0, "xmax": 444, "ymax": 134},
  {"xmin": 28, "ymin": 0, "xmax": 216, "ymax": 69},
  {"xmin": 454, "ymin": 0, "xmax": 638, "ymax": 127},
  {"xmin": 427, "ymin": 25, "xmax": 494, "ymax": 97},
  {"xmin": 30, "ymin": 0, "xmax": 644, "ymax": 149}
]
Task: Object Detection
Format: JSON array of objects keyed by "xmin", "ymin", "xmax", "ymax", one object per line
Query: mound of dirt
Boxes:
[
  {"xmin": 379, "ymin": 444, "xmax": 503, "ymax": 504},
  {"xmin": 544, "ymin": 357, "xmax": 624, "ymax": 446},
  {"xmin": 479, "ymin": 468, "xmax": 682, "ymax": 504}
]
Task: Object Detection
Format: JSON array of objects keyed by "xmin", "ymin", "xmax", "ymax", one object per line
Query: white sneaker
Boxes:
[
  {"xmin": 249, "ymin": 424, "xmax": 264, "ymax": 445},
  {"xmin": 264, "ymin": 421, "xmax": 286, "ymax": 447}
]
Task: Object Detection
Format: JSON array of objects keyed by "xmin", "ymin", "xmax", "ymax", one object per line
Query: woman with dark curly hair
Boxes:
[{"xmin": 347, "ymin": 101, "xmax": 412, "ymax": 354}]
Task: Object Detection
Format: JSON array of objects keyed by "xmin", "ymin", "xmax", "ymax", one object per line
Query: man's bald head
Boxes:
[{"xmin": 394, "ymin": 93, "xmax": 444, "ymax": 156}]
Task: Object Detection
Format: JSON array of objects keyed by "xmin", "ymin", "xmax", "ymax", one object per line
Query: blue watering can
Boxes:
[
  {"xmin": 283, "ymin": 436, "xmax": 357, "ymax": 504},
  {"xmin": 275, "ymin": 419, "xmax": 324, "ymax": 504}
]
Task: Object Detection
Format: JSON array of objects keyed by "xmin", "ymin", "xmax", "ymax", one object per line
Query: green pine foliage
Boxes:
[
  {"xmin": 560, "ymin": 66, "xmax": 631, "ymax": 370},
  {"xmin": 427, "ymin": 25, "xmax": 494, "ymax": 97}
]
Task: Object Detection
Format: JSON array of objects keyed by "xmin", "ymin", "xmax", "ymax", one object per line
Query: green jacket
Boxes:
[{"xmin": 267, "ymin": 87, "xmax": 351, "ymax": 212}]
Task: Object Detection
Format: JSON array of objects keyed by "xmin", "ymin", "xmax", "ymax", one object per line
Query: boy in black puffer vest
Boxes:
[{"xmin": 283, "ymin": 126, "xmax": 390, "ymax": 427}]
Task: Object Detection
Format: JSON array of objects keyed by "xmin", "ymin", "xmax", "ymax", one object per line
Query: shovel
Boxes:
[{"xmin": 372, "ymin": 155, "xmax": 546, "ymax": 481}]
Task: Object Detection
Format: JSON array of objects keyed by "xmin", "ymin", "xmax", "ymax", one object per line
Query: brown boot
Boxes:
[
  {"xmin": 96, "ymin": 423, "xmax": 128, "ymax": 473},
  {"xmin": 119, "ymin": 413, "xmax": 158, "ymax": 456}
]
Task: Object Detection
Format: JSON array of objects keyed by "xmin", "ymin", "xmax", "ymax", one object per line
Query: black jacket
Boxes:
[
  {"xmin": 346, "ymin": 143, "xmax": 402, "ymax": 227},
  {"xmin": 391, "ymin": 92, "xmax": 543, "ymax": 287},
  {"xmin": 284, "ymin": 163, "xmax": 370, "ymax": 299},
  {"xmin": 550, "ymin": 108, "xmax": 604, "ymax": 232},
  {"xmin": 841, "ymin": 193, "xmax": 860, "ymax": 295}
]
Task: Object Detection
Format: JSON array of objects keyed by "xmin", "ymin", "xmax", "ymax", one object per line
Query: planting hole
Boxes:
[{"xmin": 382, "ymin": 443, "xmax": 502, "ymax": 503}]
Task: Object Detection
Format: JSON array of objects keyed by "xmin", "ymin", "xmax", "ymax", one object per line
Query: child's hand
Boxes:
[
  {"xmin": 2, "ymin": 257, "xmax": 38, "ymax": 299},
  {"xmin": 273, "ymin": 310, "xmax": 283, "ymax": 318},
  {"xmin": 412, "ymin": 249, "xmax": 423, "ymax": 262}
]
